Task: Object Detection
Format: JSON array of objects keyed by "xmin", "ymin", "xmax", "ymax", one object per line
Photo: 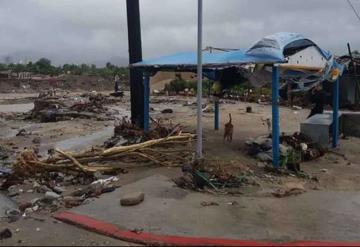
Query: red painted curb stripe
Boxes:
[{"xmin": 54, "ymin": 211, "xmax": 360, "ymax": 246}]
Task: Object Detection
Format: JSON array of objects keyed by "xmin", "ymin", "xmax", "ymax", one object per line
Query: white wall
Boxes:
[{"xmin": 287, "ymin": 46, "xmax": 327, "ymax": 68}]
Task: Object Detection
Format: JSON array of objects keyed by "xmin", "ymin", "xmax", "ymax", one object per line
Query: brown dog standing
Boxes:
[{"xmin": 224, "ymin": 113, "xmax": 234, "ymax": 142}]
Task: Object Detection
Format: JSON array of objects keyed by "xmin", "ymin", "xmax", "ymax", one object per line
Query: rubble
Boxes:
[
  {"xmin": 104, "ymin": 117, "xmax": 186, "ymax": 147},
  {"xmin": 201, "ymin": 201, "xmax": 219, "ymax": 207},
  {"xmin": 9, "ymin": 133, "xmax": 194, "ymax": 181},
  {"xmin": 272, "ymin": 182, "xmax": 306, "ymax": 198},
  {"xmin": 174, "ymin": 160, "xmax": 254, "ymax": 192},
  {"xmin": 1, "ymin": 131, "xmax": 193, "ymax": 213},
  {"xmin": 63, "ymin": 196, "xmax": 84, "ymax": 208},
  {"xmin": 120, "ymin": 192, "xmax": 145, "ymax": 206},
  {"xmin": 256, "ymin": 152, "xmax": 272, "ymax": 162},
  {"xmin": 16, "ymin": 128, "xmax": 29, "ymax": 137},
  {"xmin": 44, "ymin": 191, "xmax": 61, "ymax": 201},
  {"xmin": 0, "ymin": 146, "xmax": 11, "ymax": 160},
  {"xmin": 5, "ymin": 209, "xmax": 21, "ymax": 223},
  {"xmin": 202, "ymin": 104, "xmax": 214, "ymax": 113},
  {"xmin": 7, "ymin": 185, "xmax": 20, "ymax": 197},
  {"xmin": 0, "ymin": 228, "xmax": 12, "ymax": 240},
  {"xmin": 246, "ymin": 132, "xmax": 325, "ymax": 169},
  {"xmin": 32, "ymin": 137, "xmax": 41, "ymax": 144},
  {"xmin": 3, "ymin": 175, "xmax": 122, "ymax": 214},
  {"xmin": 26, "ymin": 92, "xmax": 121, "ymax": 122},
  {"xmin": 161, "ymin": 108, "xmax": 174, "ymax": 114}
]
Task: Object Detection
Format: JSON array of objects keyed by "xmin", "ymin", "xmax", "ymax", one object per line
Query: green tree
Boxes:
[
  {"xmin": 35, "ymin": 58, "xmax": 52, "ymax": 74},
  {"xmin": 0, "ymin": 63, "xmax": 7, "ymax": 71},
  {"xmin": 353, "ymin": 50, "xmax": 360, "ymax": 57}
]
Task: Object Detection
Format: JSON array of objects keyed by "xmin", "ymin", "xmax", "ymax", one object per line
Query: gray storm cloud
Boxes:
[{"xmin": 0, "ymin": 0, "xmax": 359, "ymax": 66}]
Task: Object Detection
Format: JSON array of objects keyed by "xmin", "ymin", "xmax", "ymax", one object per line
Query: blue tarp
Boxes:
[
  {"xmin": 133, "ymin": 32, "xmax": 332, "ymax": 69},
  {"xmin": 246, "ymin": 32, "xmax": 332, "ymax": 61}
]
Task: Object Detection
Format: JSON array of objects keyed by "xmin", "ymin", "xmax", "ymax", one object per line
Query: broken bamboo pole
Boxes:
[{"xmin": 102, "ymin": 134, "xmax": 195, "ymax": 157}]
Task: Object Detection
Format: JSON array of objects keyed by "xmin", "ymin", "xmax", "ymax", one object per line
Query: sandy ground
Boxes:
[{"xmin": 1, "ymin": 93, "xmax": 360, "ymax": 245}]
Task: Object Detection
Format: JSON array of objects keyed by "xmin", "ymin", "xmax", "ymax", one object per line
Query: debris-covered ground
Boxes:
[{"xmin": 1, "ymin": 90, "xmax": 360, "ymax": 245}]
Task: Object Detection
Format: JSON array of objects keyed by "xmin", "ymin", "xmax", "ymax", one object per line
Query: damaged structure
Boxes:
[
  {"xmin": 2, "ymin": 0, "xmax": 360, "ymax": 243},
  {"xmin": 132, "ymin": 32, "xmax": 343, "ymax": 167}
]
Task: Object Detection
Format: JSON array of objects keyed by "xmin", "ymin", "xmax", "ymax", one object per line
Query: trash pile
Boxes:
[
  {"xmin": 1, "ymin": 174, "xmax": 121, "ymax": 222},
  {"xmin": 246, "ymin": 132, "xmax": 325, "ymax": 169},
  {"xmin": 174, "ymin": 160, "xmax": 256, "ymax": 192},
  {"xmin": 104, "ymin": 117, "xmax": 183, "ymax": 148},
  {"xmin": 27, "ymin": 91, "xmax": 121, "ymax": 122}
]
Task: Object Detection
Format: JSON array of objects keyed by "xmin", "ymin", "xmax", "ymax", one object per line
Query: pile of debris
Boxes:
[
  {"xmin": 104, "ymin": 117, "xmax": 183, "ymax": 148},
  {"xmin": 27, "ymin": 91, "xmax": 121, "ymax": 122},
  {"xmin": 70, "ymin": 92, "xmax": 118, "ymax": 113},
  {"xmin": 0, "ymin": 132, "xmax": 194, "ymax": 219},
  {"xmin": 0, "ymin": 146, "xmax": 13, "ymax": 177},
  {"xmin": 246, "ymin": 132, "xmax": 325, "ymax": 169},
  {"xmin": 12, "ymin": 132, "xmax": 194, "ymax": 179},
  {"xmin": 1, "ymin": 174, "xmax": 121, "ymax": 222},
  {"xmin": 222, "ymin": 88, "xmax": 272, "ymax": 104},
  {"xmin": 174, "ymin": 160, "xmax": 256, "ymax": 192}
]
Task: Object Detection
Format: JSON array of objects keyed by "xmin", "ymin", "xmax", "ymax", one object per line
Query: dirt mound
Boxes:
[
  {"xmin": 0, "ymin": 75, "xmax": 120, "ymax": 93},
  {"xmin": 150, "ymin": 72, "xmax": 196, "ymax": 92}
]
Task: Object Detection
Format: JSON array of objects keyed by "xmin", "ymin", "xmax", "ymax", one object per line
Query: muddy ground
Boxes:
[{"xmin": 1, "ymin": 91, "xmax": 360, "ymax": 245}]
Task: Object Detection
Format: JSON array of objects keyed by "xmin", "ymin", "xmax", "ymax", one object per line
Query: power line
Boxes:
[{"xmin": 347, "ymin": 0, "xmax": 360, "ymax": 22}]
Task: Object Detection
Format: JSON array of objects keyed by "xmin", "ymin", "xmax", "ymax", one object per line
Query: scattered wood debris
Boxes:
[
  {"xmin": 13, "ymin": 133, "xmax": 195, "ymax": 179},
  {"xmin": 104, "ymin": 117, "xmax": 183, "ymax": 147},
  {"xmin": 26, "ymin": 91, "xmax": 122, "ymax": 122}
]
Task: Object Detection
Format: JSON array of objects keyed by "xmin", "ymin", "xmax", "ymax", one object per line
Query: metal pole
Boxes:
[
  {"xmin": 272, "ymin": 65, "xmax": 280, "ymax": 168},
  {"xmin": 196, "ymin": 0, "xmax": 203, "ymax": 159},
  {"xmin": 214, "ymin": 99, "xmax": 219, "ymax": 130},
  {"xmin": 143, "ymin": 73, "xmax": 150, "ymax": 133},
  {"xmin": 332, "ymin": 78, "xmax": 340, "ymax": 148},
  {"xmin": 126, "ymin": 0, "xmax": 144, "ymax": 127}
]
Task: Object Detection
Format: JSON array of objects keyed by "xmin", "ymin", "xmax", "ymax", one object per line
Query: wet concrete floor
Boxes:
[
  {"xmin": 70, "ymin": 174, "xmax": 360, "ymax": 242},
  {"xmin": 0, "ymin": 103, "xmax": 34, "ymax": 113}
]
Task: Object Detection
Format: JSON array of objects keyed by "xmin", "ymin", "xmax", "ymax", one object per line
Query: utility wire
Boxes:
[{"xmin": 347, "ymin": 0, "xmax": 360, "ymax": 22}]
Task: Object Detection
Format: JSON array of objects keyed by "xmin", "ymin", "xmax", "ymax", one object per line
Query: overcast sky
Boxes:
[{"xmin": 0, "ymin": 0, "xmax": 359, "ymax": 66}]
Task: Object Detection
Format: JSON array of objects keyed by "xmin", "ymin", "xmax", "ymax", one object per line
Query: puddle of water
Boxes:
[
  {"xmin": 0, "ymin": 126, "xmax": 18, "ymax": 139},
  {"xmin": 0, "ymin": 93, "xmax": 37, "ymax": 100},
  {"xmin": 0, "ymin": 193, "xmax": 18, "ymax": 217},
  {"xmin": 53, "ymin": 126, "xmax": 114, "ymax": 152},
  {"xmin": 0, "ymin": 123, "xmax": 33, "ymax": 139},
  {"xmin": 0, "ymin": 103, "xmax": 34, "ymax": 113},
  {"xmin": 51, "ymin": 105, "xmax": 129, "ymax": 154}
]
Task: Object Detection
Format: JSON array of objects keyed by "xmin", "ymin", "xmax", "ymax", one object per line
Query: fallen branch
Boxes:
[
  {"xmin": 102, "ymin": 134, "xmax": 194, "ymax": 157},
  {"xmin": 55, "ymin": 149, "xmax": 91, "ymax": 174},
  {"xmin": 13, "ymin": 133, "xmax": 195, "ymax": 179}
]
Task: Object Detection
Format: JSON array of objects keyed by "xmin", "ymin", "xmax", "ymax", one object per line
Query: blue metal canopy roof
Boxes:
[
  {"xmin": 133, "ymin": 49, "xmax": 284, "ymax": 69},
  {"xmin": 132, "ymin": 32, "xmax": 332, "ymax": 69}
]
